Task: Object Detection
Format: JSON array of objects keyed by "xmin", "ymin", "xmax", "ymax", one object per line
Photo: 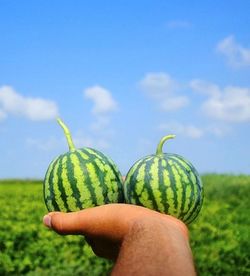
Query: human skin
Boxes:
[{"xmin": 43, "ymin": 204, "xmax": 196, "ymax": 276}]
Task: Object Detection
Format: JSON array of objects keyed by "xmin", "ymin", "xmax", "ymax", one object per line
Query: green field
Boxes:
[{"xmin": 0, "ymin": 175, "xmax": 249, "ymax": 275}]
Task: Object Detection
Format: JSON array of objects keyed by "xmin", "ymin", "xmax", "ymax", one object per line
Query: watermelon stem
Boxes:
[
  {"xmin": 156, "ymin": 135, "xmax": 175, "ymax": 155},
  {"xmin": 57, "ymin": 118, "xmax": 76, "ymax": 152}
]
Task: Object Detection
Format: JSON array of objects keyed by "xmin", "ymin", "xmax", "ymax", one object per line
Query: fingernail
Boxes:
[{"xmin": 43, "ymin": 215, "xmax": 52, "ymax": 228}]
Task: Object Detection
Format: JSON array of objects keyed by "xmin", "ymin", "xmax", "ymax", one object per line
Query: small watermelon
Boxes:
[
  {"xmin": 43, "ymin": 118, "xmax": 124, "ymax": 212},
  {"xmin": 124, "ymin": 135, "xmax": 203, "ymax": 224}
]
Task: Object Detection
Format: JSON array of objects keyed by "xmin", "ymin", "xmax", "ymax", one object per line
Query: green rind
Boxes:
[
  {"xmin": 43, "ymin": 148, "xmax": 124, "ymax": 212},
  {"xmin": 124, "ymin": 156, "xmax": 154, "ymax": 207},
  {"xmin": 124, "ymin": 153, "xmax": 203, "ymax": 224}
]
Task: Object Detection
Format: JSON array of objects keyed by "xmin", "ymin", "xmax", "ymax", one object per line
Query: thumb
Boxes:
[
  {"xmin": 43, "ymin": 211, "xmax": 86, "ymax": 235},
  {"xmin": 43, "ymin": 210, "xmax": 101, "ymax": 236}
]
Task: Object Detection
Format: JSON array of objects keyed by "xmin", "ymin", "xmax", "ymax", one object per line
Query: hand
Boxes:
[{"xmin": 43, "ymin": 203, "xmax": 188, "ymax": 260}]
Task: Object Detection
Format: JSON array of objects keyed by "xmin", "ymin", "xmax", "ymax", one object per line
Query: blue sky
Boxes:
[{"xmin": 0, "ymin": 1, "xmax": 250, "ymax": 178}]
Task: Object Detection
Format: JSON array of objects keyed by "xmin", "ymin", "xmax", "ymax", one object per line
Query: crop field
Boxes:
[{"xmin": 0, "ymin": 175, "xmax": 249, "ymax": 275}]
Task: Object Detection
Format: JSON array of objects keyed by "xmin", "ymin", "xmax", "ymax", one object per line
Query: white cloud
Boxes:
[
  {"xmin": 206, "ymin": 125, "xmax": 231, "ymax": 137},
  {"xmin": 94, "ymin": 139, "xmax": 110, "ymax": 150},
  {"xmin": 217, "ymin": 35, "xmax": 250, "ymax": 68},
  {"xmin": 160, "ymin": 96, "xmax": 189, "ymax": 111},
  {"xmin": 158, "ymin": 121, "xmax": 230, "ymax": 139},
  {"xmin": 166, "ymin": 20, "xmax": 192, "ymax": 29},
  {"xmin": 84, "ymin": 85, "xmax": 118, "ymax": 135},
  {"xmin": 90, "ymin": 116, "xmax": 111, "ymax": 132},
  {"xmin": 72, "ymin": 135, "xmax": 94, "ymax": 149},
  {"xmin": 0, "ymin": 109, "xmax": 7, "ymax": 121},
  {"xmin": 27, "ymin": 132, "xmax": 110, "ymax": 152},
  {"xmin": 159, "ymin": 122, "xmax": 204, "ymax": 139},
  {"xmin": 190, "ymin": 80, "xmax": 250, "ymax": 123},
  {"xmin": 84, "ymin": 85, "xmax": 118, "ymax": 115},
  {"xmin": 73, "ymin": 132, "xmax": 110, "ymax": 150},
  {"xmin": 26, "ymin": 137, "xmax": 63, "ymax": 151},
  {"xmin": 203, "ymin": 87, "xmax": 250, "ymax": 122},
  {"xmin": 139, "ymin": 73, "xmax": 177, "ymax": 98},
  {"xmin": 0, "ymin": 86, "xmax": 59, "ymax": 121},
  {"xmin": 190, "ymin": 79, "xmax": 221, "ymax": 97},
  {"xmin": 139, "ymin": 73, "xmax": 189, "ymax": 111}
]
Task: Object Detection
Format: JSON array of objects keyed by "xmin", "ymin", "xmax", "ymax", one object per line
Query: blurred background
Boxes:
[{"xmin": 0, "ymin": 1, "xmax": 249, "ymax": 275}]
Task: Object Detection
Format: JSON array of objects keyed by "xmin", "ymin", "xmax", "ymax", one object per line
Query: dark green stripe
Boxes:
[
  {"xmin": 143, "ymin": 157, "xmax": 159, "ymax": 211},
  {"xmin": 174, "ymin": 154, "xmax": 194, "ymax": 170},
  {"xmin": 96, "ymin": 152, "xmax": 123, "ymax": 194},
  {"xmin": 82, "ymin": 148, "xmax": 123, "ymax": 203},
  {"xmin": 185, "ymin": 193, "xmax": 202, "ymax": 224},
  {"xmin": 158, "ymin": 157, "xmax": 169, "ymax": 213},
  {"xmin": 89, "ymin": 158, "xmax": 108, "ymax": 204},
  {"xmin": 84, "ymin": 148, "xmax": 109, "ymax": 164},
  {"xmin": 80, "ymin": 148, "xmax": 98, "ymax": 162},
  {"xmin": 56, "ymin": 157, "xmax": 70, "ymax": 211},
  {"xmin": 43, "ymin": 157, "xmax": 57, "ymax": 208},
  {"xmin": 108, "ymin": 163, "xmax": 124, "ymax": 203},
  {"xmin": 193, "ymin": 169, "xmax": 203, "ymax": 190},
  {"xmin": 169, "ymin": 158, "xmax": 186, "ymax": 219},
  {"xmin": 168, "ymin": 155, "xmax": 195, "ymax": 222},
  {"xmin": 166, "ymin": 160, "xmax": 178, "ymax": 211},
  {"xmin": 82, "ymin": 148, "xmax": 122, "ymax": 186},
  {"xmin": 89, "ymin": 148, "xmax": 119, "ymax": 172},
  {"xmin": 185, "ymin": 175, "xmax": 203, "ymax": 224},
  {"xmin": 173, "ymin": 154, "xmax": 202, "ymax": 189},
  {"xmin": 75, "ymin": 151, "xmax": 97, "ymax": 206},
  {"xmin": 67, "ymin": 153, "xmax": 83, "ymax": 210},
  {"xmin": 109, "ymin": 163, "xmax": 123, "ymax": 189},
  {"xmin": 184, "ymin": 169, "xmax": 200, "ymax": 223},
  {"xmin": 125, "ymin": 157, "xmax": 149, "ymax": 201},
  {"xmin": 48, "ymin": 157, "xmax": 61, "ymax": 211},
  {"xmin": 126, "ymin": 157, "xmax": 152, "ymax": 204},
  {"xmin": 133, "ymin": 162, "xmax": 147, "ymax": 206},
  {"xmin": 171, "ymin": 155, "xmax": 203, "ymax": 223}
]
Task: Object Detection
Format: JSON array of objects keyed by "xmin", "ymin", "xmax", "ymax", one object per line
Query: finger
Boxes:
[{"xmin": 43, "ymin": 204, "xmax": 129, "ymax": 239}]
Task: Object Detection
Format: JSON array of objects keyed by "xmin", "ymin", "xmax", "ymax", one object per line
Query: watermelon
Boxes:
[
  {"xmin": 43, "ymin": 118, "xmax": 124, "ymax": 212},
  {"xmin": 124, "ymin": 135, "xmax": 203, "ymax": 224}
]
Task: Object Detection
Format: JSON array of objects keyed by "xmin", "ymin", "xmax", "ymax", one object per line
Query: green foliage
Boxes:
[
  {"xmin": 190, "ymin": 174, "xmax": 250, "ymax": 275},
  {"xmin": 0, "ymin": 175, "xmax": 249, "ymax": 275},
  {"xmin": 0, "ymin": 181, "xmax": 112, "ymax": 276}
]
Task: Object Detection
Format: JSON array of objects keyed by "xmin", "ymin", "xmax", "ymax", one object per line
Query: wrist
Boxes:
[{"xmin": 112, "ymin": 216, "xmax": 195, "ymax": 276}]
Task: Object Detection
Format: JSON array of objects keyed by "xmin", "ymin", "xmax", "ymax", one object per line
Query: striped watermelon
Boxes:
[
  {"xmin": 43, "ymin": 118, "xmax": 124, "ymax": 212},
  {"xmin": 124, "ymin": 135, "xmax": 203, "ymax": 224}
]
